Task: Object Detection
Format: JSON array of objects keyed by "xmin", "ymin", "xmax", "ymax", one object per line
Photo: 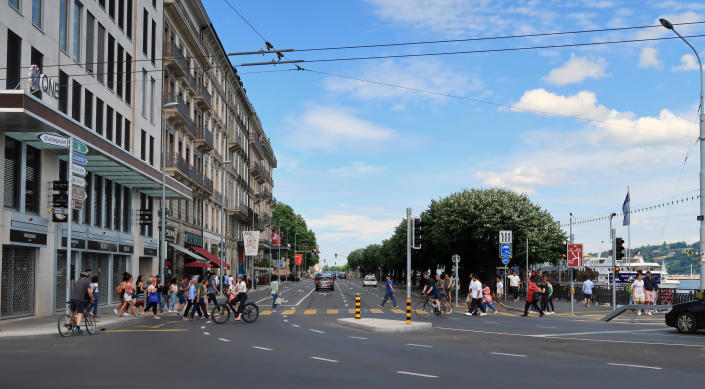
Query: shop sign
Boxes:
[
  {"xmin": 30, "ymin": 64, "xmax": 60, "ymax": 99},
  {"xmin": 10, "ymin": 229, "xmax": 47, "ymax": 245},
  {"xmin": 86, "ymin": 240, "xmax": 118, "ymax": 252},
  {"xmin": 119, "ymin": 244, "xmax": 134, "ymax": 254},
  {"xmin": 61, "ymin": 237, "xmax": 86, "ymax": 249}
]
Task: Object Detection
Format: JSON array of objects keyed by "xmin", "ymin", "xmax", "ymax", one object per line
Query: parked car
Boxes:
[
  {"xmin": 338, "ymin": 272, "xmax": 347, "ymax": 279},
  {"xmin": 362, "ymin": 275, "xmax": 377, "ymax": 287},
  {"xmin": 665, "ymin": 297, "xmax": 705, "ymax": 333},
  {"xmin": 285, "ymin": 274, "xmax": 300, "ymax": 282},
  {"xmin": 315, "ymin": 273, "xmax": 335, "ymax": 291}
]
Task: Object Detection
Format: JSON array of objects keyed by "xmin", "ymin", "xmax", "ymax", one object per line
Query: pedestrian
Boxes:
[
  {"xmin": 539, "ymin": 277, "xmax": 551, "ymax": 315},
  {"xmin": 507, "ymin": 270, "xmax": 520, "ymax": 301},
  {"xmin": 206, "ymin": 273, "xmax": 220, "ymax": 313},
  {"xmin": 146, "ymin": 278, "xmax": 161, "ymax": 319},
  {"xmin": 223, "ymin": 273, "xmax": 232, "ymax": 293},
  {"xmin": 522, "ymin": 276, "xmax": 544, "ymax": 317},
  {"xmin": 88, "ymin": 276, "xmax": 100, "ymax": 318},
  {"xmin": 114, "ymin": 272, "xmax": 129, "ymax": 316},
  {"xmin": 184, "ymin": 278, "xmax": 203, "ymax": 320},
  {"xmin": 482, "ymin": 282, "xmax": 497, "ymax": 314},
  {"xmin": 435, "ymin": 273, "xmax": 448, "ymax": 310},
  {"xmin": 582, "ymin": 276, "xmax": 594, "ymax": 308},
  {"xmin": 135, "ymin": 275, "xmax": 146, "ymax": 315},
  {"xmin": 379, "ymin": 274, "xmax": 399, "ymax": 308},
  {"xmin": 632, "ymin": 273, "xmax": 646, "ymax": 315},
  {"xmin": 467, "ymin": 273, "xmax": 486, "ymax": 316},
  {"xmin": 626, "ymin": 277, "xmax": 634, "ymax": 305},
  {"xmin": 119, "ymin": 274, "xmax": 137, "ymax": 317},
  {"xmin": 156, "ymin": 275, "xmax": 164, "ymax": 313},
  {"xmin": 233, "ymin": 274, "xmax": 248, "ymax": 321},
  {"xmin": 445, "ymin": 274, "xmax": 455, "ymax": 307},
  {"xmin": 644, "ymin": 271, "xmax": 659, "ymax": 315},
  {"xmin": 195, "ymin": 276, "xmax": 209, "ymax": 320},
  {"xmin": 543, "ymin": 277, "xmax": 554, "ymax": 314},
  {"xmin": 495, "ymin": 276, "xmax": 507, "ymax": 310},
  {"xmin": 177, "ymin": 275, "xmax": 188, "ymax": 314},
  {"xmin": 270, "ymin": 275, "xmax": 280, "ymax": 312},
  {"xmin": 168, "ymin": 279, "xmax": 178, "ymax": 313}
]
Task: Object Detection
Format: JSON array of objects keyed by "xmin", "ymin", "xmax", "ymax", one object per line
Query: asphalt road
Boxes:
[{"xmin": 1, "ymin": 278, "xmax": 704, "ymax": 388}]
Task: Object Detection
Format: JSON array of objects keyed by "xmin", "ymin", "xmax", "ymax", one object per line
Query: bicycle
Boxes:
[
  {"xmin": 211, "ymin": 294, "xmax": 259, "ymax": 324},
  {"xmin": 58, "ymin": 301, "xmax": 97, "ymax": 337}
]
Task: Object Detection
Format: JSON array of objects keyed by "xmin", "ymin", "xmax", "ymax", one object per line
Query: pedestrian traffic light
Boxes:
[
  {"xmin": 413, "ymin": 217, "xmax": 424, "ymax": 249},
  {"xmin": 138, "ymin": 209, "xmax": 153, "ymax": 226},
  {"xmin": 615, "ymin": 237, "xmax": 625, "ymax": 261},
  {"xmin": 51, "ymin": 180, "xmax": 69, "ymax": 222},
  {"xmin": 614, "ymin": 266, "xmax": 620, "ymax": 278}
]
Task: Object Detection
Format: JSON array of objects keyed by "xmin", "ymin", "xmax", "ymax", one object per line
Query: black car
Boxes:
[
  {"xmin": 315, "ymin": 273, "xmax": 335, "ymax": 291},
  {"xmin": 665, "ymin": 297, "xmax": 705, "ymax": 333},
  {"xmin": 338, "ymin": 272, "xmax": 347, "ymax": 279}
]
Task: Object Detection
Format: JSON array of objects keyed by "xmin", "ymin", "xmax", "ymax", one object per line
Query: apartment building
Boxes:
[
  {"xmin": 162, "ymin": 0, "xmax": 276, "ymax": 280},
  {"xmin": 0, "ymin": 0, "xmax": 191, "ymax": 319}
]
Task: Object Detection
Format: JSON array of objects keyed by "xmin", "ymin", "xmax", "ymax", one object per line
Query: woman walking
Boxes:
[
  {"xmin": 168, "ymin": 279, "xmax": 178, "ymax": 313},
  {"xmin": 88, "ymin": 276, "xmax": 100, "ymax": 318},
  {"xmin": 270, "ymin": 275, "xmax": 280, "ymax": 312},
  {"xmin": 482, "ymin": 282, "xmax": 497, "ymax": 314},
  {"xmin": 542, "ymin": 277, "xmax": 554, "ymax": 315},
  {"xmin": 146, "ymin": 278, "xmax": 161, "ymax": 319},
  {"xmin": 135, "ymin": 275, "xmax": 145, "ymax": 315},
  {"xmin": 177, "ymin": 275, "xmax": 188, "ymax": 315},
  {"xmin": 521, "ymin": 276, "xmax": 544, "ymax": 317},
  {"xmin": 183, "ymin": 278, "xmax": 199, "ymax": 321},
  {"xmin": 119, "ymin": 274, "xmax": 138, "ymax": 317},
  {"xmin": 495, "ymin": 276, "xmax": 507, "ymax": 311}
]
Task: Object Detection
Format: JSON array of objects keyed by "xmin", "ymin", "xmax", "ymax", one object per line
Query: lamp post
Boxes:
[
  {"xmin": 220, "ymin": 161, "xmax": 232, "ymax": 287},
  {"xmin": 160, "ymin": 101, "xmax": 178, "ymax": 282},
  {"xmin": 660, "ymin": 18, "xmax": 705, "ymax": 290}
]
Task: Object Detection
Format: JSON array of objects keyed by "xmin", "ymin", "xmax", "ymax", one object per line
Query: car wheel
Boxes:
[
  {"xmin": 676, "ymin": 312, "xmax": 697, "ymax": 334},
  {"xmin": 315, "ymin": 287, "xmax": 319, "ymax": 291},
  {"xmin": 331, "ymin": 287, "xmax": 335, "ymax": 292}
]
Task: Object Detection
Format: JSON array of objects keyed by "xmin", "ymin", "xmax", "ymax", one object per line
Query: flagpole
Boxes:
[{"xmin": 627, "ymin": 186, "xmax": 631, "ymax": 259}]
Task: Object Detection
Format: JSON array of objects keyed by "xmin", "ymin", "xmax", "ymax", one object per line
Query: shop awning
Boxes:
[
  {"xmin": 184, "ymin": 261, "xmax": 211, "ymax": 268},
  {"xmin": 169, "ymin": 243, "xmax": 208, "ymax": 263},
  {"xmin": 189, "ymin": 245, "xmax": 221, "ymax": 267}
]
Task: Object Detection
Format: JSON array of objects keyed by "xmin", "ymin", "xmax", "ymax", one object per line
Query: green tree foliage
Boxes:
[{"xmin": 272, "ymin": 202, "xmax": 319, "ymax": 270}]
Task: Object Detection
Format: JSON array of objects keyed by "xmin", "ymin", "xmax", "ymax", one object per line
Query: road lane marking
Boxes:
[
  {"xmin": 103, "ymin": 329, "xmax": 187, "ymax": 333},
  {"xmin": 485, "ymin": 321, "xmax": 499, "ymax": 324},
  {"xmin": 219, "ymin": 338, "xmax": 230, "ymax": 342},
  {"xmin": 537, "ymin": 325, "xmax": 558, "ymax": 329},
  {"xmin": 295, "ymin": 288, "xmax": 316, "ymax": 306},
  {"xmin": 281, "ymin": 309, "xmax": 296, "ymax": 315},
  {"xmin": 252, "ymin": 346, "xmax": 273, "ymax": 351},
  {"xmin": 391, "ymin": 309, "xmax": 404, "ymax": 314},
  {"xmin": 348, "ymin": 309, "xmax": 356, "ymax": 313},
  {"xmin": 292, "ymin": 324, "xmax": 300, "ymax": 328},
  {"xmin": 608, "ymin": 363, "xmax": 662, "ymax": 370},
  {"xmin": 531, "ymin": 328, "xmax": 664, "ymax": 337},
  {"xmin": 491, "ymin": 352, "xmax": 527, "ymax": 357},
  {"xmin": 283, "ymin": 319, "xmax": 288, "ymax": 322},
  {"xmin": 260, "ymin": 310, "xmax": 272, "ymax": 316},
  {"xmin": 304, "ymin": 309, "xmax": 317, "ymax": 315},
  {"xmin": 349, "ymin": 336, "xmax": 367, "ymax": 340},
  {"xmin": 369, "ymin": 308, "xmax": 383, "ymax": 314},
  {"xmin": 309, "ymin": 329, "xmax": 326, "ymax": 333},
  {"xmin": 200, "ymin": 326, "xmax": 206, "ymax": 329},
  {"xmin": 396, "ymin": 371, "xmax": 437, "ymax": 378},
  {"xmin": 310, "ymin": 357, "xmax": 339, "ymax": 363},
  {"xmin": 203, "ymin": 332, "xmax": 211, "ymax": 336},
  {"xmin": 405, "ymin": 343, "xmax": 432, "ymax": 348},
  {"xmin": 327, "ymin": 309, "xmax": 339, "ymax": 314}
]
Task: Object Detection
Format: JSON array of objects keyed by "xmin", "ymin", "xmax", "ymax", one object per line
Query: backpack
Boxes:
[
  {"xmin": 626, "ymin": 283, "xmax": 633, "ymax": 294},
  {"xmin": 115, "ymin": 283, "xmax": 123, "ymax": 295}
]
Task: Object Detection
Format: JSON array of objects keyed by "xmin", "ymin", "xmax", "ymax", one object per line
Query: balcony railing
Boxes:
[
  {"xmin": 165, "ymin": 152, "xmax": 201, "ymax": 188},
  {"xmin": 162, "ymin": 92, "xmax": 190, "ymax": 123},
  {"xmin": 163, "ymin": 42, "xmax": 187, "ymax": 77},
  {"xmin": 194, "ymin": 126, "xmax": 214, "ymax": 151},
  {"xmin": 202, "ymin": 176, "xmax": 213, "ymax": 193},
  {"xmin": 214, "ymin": 191, "xmax": 223, "ymax": 204}
]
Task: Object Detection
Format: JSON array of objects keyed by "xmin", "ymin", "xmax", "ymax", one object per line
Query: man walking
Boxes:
[
  {"xmin": 467, "ymin": 273, "xmax": 486, "ymax": 316},
  {"xmin": 643, "ymin": 271, "xmax": 659, "ymax": 315},
  {"xmin": 207, "ymin": 273, "xmax": 220, "ymax": 311},
  {"xmin": 522, "ymin": 276, "xmax": 544, "ymax": 317},
  {"xmin": 507, "ymin": 271, "xmax": 520, "ymax": 301},
  {"xmin": 582, "ymin": 276, "xmax": 594, "ymax": 308},
  {"xmin": 379, "ymin": 275, "xmax": 399, "ymax": 308}
]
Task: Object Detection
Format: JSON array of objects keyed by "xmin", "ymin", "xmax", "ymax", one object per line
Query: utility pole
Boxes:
[
  {"xmin": 406, "ymin": 208, "xmax": 412, "ymax": 300},
  {"xmin": 65, "ymin": 136, "xmax": 74, "ymax": 315},
  {"xmin": 610, "ymin": 212, "xmax": 617, "ymax": 310}
]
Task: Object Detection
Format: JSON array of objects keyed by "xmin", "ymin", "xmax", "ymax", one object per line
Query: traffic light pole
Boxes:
[
  {"xmin": 611, "ymin": 227, "xmax": 617, "ymax": 311},
  {"xmin": 65, "ymin": 136, "xmax": 74, "ymax": 315},
  {"xmin": 406, "ymin": 208, "xmax": 412, "ymax": 301}
]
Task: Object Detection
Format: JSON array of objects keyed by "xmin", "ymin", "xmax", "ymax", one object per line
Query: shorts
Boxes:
[
  {"xmin": 634, "ymin": 295, "xmax": 645, "ymax": 303},
  {"xmin": 123, "ymin": 293, "xmax": 133, "ymax": 302},
  {"xmin": 178, "ymin": 294, "xmax": 186, "ymax": 304},
  {"xmin": 584, "ymin": 293, "xmax": 592, "ymax": 301},
  {"xmin": 645, "ymin": 290, "xmax": 655, "ymax": 303},
  {"xmin": 433, "ymin": 289, "xmax": 439, "ymax": 299},
  {"xmin": 70, "ymin": 299, "xmax": 85, "ymax": 313}
]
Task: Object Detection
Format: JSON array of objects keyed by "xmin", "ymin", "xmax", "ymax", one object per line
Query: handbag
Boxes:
[{"xmin": 275, "ymin": 296, "xmax": 282, "ymax": 305}]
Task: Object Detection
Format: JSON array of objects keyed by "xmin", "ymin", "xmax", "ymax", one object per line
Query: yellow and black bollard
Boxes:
[
  {"xmin": 355, "ymin": 294, "xmax": 361, "ymax": 319},
  {"xmin": 406, "ymin": 298, "xmax": 411, "ymax": 324}
]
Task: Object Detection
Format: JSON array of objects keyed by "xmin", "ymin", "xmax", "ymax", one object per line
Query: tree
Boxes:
[{"xmin": 272, "ymin": 202, "xmax": 319, "ymax": 271}]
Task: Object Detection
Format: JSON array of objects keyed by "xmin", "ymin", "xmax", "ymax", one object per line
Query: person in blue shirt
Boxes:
[
  {"xmin": 582, "ymin": 276, "xmax": 594, "ymax": 308},
  {"xmin": 378, "ymin": 275, "xmax": 399, "ymax": 308}
]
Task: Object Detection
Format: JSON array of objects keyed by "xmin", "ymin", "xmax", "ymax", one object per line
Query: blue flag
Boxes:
[{"xmin": 622, "ymin": 191, "xmax": 630, "ymax": 226}]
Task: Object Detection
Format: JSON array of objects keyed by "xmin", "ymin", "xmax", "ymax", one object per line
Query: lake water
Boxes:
[{"xmin": 677, "ymin": 279, "xmax": 701, "ymax": 289}]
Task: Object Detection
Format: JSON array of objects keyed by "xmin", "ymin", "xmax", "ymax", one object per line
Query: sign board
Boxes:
[
  {"xmin": 452, "ymin": 254, "xmax": 461, "ymax": 263},
  {"xmin": 72, "ymin": 187, "xmax": 87, "ymax": 202},
  {"xmin": 567, "ymin": 243, "xmax": 583, "ymax": 268},
  {"xmin": 52, "ymin": 180, "xmax": 69, "ymax": 191},
  {"xmin": 271, "ymin": 230, "xmax": 281, "ymax": 246},
  {"xmin": 72, "ymin": 151, "xmax": 87, "ymax": 165},
  {"xmin": 30, "ymin": 65, "xmax": 60, "ymax": 99},
  {"xmin": 609, "ymin": 272, "xmax": 661, "ymax": 284},
  {"xmin": 243, "ymin": 231, "xmax": 260, "ymax": 256},
  {"xmin": 72, "ymin": 176, "xmax": 86, "ymax": 188},
  {"xmin": 38, "ymin": 133, "xmax": 68, "ymax": 148},
  {"xmin": 500, "ymin": 243, "xmax": 512, "ymax": 257},
  {"xmin": 501, "ymin": 256, "xmax": 510, "ymax": 265},
  {"xmin": 295, "ymin": 253, "xmax": 303, "ymax": 266},
  {"xmin": 165, "ymin": 226, "xmax": 175, "ymax": 242},
  {"xmin": 71, "ymin": 164, "xmax": 87, "ymax": 177},
  {"xmin": 71, "ymin": 199, "xmax": 83, "ymax": 210},
  {"xmin": 499, "ymin": 230, "xmax": 512, "ymax": 244},
  {"xmin": 72, "ymin": 139, "xmax": 88, "ymax": 154}
]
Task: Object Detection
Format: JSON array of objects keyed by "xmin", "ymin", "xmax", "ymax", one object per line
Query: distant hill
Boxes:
[{"xmin": 589, "ymin": 241, "xmax": 700, "ymax": 275}]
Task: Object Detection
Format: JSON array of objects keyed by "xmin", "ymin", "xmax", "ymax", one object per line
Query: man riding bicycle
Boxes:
[
  {"xmin": 230, "ymin": 274, "xmax": 248, "ymax": 321},
  {"xmin": 70, "ymin": 272, "xmax": 95, "ymax": 334},
  {"xmin": 421, "ymin": 273, "xmax": 439, "ymax": 311}
]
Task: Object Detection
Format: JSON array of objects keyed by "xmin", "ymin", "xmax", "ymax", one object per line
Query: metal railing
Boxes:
[
  {"xmin": 214, "ymin": 191, "xmax": 223, "ymax": 204},
  {"xmin": 163, "ymin": 42, "xmax": 188, "ymax": 75},
  {"xmin": 195, "ymin": 126, "xmax": 214, "ymax": 148},
  {"xmin": 162, "ymin": 92, "xmax": 190, "ymax": 122}
]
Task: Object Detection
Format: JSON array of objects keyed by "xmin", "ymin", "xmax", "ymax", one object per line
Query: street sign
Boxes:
[
  {"xmin": 72, "ymin": 151, "xmax": 87, "ymax": 165},
  {"xmin": 38, "ymin": 133, "xmax": 69, "ymax": 148},
  {"xmin": 52, "ymin": 180, "xmax": 69, "ymax": 191},
  {"xmin": 52, "ymin": 193, "xmax": 69, "ymax": 206},
  {"xmin": 72, "ymin": 176, "xmax": 86, "ymax": 188},
  {"xmin": 295, "ymin": 253, "xmax": 303, "ymax": 266},
  {"xmin": 71, "ymin": 164, "xmax": 87, "ymax": 177},
  {"xmin": 567, "ymin": 243, "xmax": 584, "ymax": 268},
  {"xmin": 500, "ymin": 243, "xmax": 512, "ymax": 257},
  {"xmin": 71, "ymin": 187, "xmax": 87, "ymax": 202},
  {"xmin": 501, "ymin": 256, "xmax": 510, "ymax": 265},
  {"xmin": 499, "ymin": 230, "xmax": 512, "ymax": 244},
  {"xmin": 71, "ymin": 199, "xmax": 83, "ymax": 210},
  {"xmin": 72, "ymin": 139, "xmax": 88, "ymax": 154},
  {"xmin": 452, "ymin": 254, "xmax": 461, "ymax": 263}
]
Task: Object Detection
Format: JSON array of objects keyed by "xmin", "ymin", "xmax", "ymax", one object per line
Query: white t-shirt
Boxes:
[
  {"xmin": 236, "ymin": 280, "xmax": 247, "ymax": 294},
  {"xmin": 496, "ymin": 281, "xmax": 504, "ymax": 296},
  {"xmin": 90, "ymin": 282, "xmax": 98, "ymax": 294},
  {"xmin": 508, "ymin": 274, "xmax": 520, "ymax": 287},
  {"xmin": 632, "ymin": 279, "xmax": 645, "ymax": 297},
  {"xmin": 470, "ymin": 280, "xmax": 483, "ymax": 299}
]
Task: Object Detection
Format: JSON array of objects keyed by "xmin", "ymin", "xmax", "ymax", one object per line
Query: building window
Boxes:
[
  {"xmin": 83, "ymin": 172, "xmax": 91, "ymax": 225},
  {"xmin": 150, "ymin": 77, "xmax": 155, "ymax": 123},
  {"xmin": 58, "ymin": 71, "xmax": 68, "ymax": 113},
  {"xmin": 125, "ymin": 53, "xmax": 132, "ymax": 104},
  {"xmin": 124, "ymin": 119, "xmax": 131, "ymax": 152},
  {"xmin": 141, "ymin": 69, "xmax": 147, "ymax": 117},
  {"xmin": 106, "ymin": 106, "xmax": 113, "ymax": 141},
  {"xmin": 117, "ymin": 0, "xmax": 124, "ymax": 29},
  {"xmin": 86, "ymin": 12, "xmax": 94, "ymax": 74},
  {"xmin": 115, "ymin": 112, "xmax": 122, "ymax": 147},
  {"xmin": 108, "ymin": 0, "xmax": 114, "ymax": 19},
  {"xmin": 122, "ymin": 186, "xmax": 131, "ymax": 232},
  {"xmin": 71, "ymin": 80, "xmax": 81, "ymax": 121},
  {"xmin": 98, "ymin": 0, "xmax": 104, "ymax": 8},
  {"xmin": 30, "ymin": 47, "xmax": 43, "ymax": 99},
  {"xmin": 73, "ymin": 1, "xmax": 83, "ymax": 62},
  {"xmin": 107, "ymin": 34, "xmax": 114, "ymax": 90},
  {"xmin": 94, "ymin": 175, "xmax": 102, "ymax": 227},
  {"xmin": 104, "ymin": 179, "xmax": 112, "ymax": 229},
  {"xmin": 140, "ymin": 130, "xmax": 146, "ymax": 160},
  {"xmin": 142, "ymin": 8, "xmax": 148, "ymax": 55},
  {"xmin": 97, "ymin": 23, "xmax": 105, "ymax": 83},
  {"xmin": 4, "ymin": 137, "xmax": 20, "ymax": 209},
  {"xmin": 95, "ymin": 98, "xmax": 104, "ymax": 135},
  {"xmin": 59, "ymin": 0, "xmax": 69, "ymax": 51},
  {"xmin": 114, "ymin": 183, "xmax": 121, "ymax": 230},
  {"xmin": 149, "ymin": 135, "xmax": 154, "ymax": 165},
  {"xmin": 116, "ymin": 45, "xmax": 123, "ymax": 98},
  {"xmin": 125, "ymin": 0, "xmax": 132, "ymax": 39},
  {"xmin": 9, "ymin": 0, "xmax": 20, "ymax": 11},
  {"xmin": 150, "ymin": 19, "xmax": 156, "ymax": 63},
  {"xmin": 84, "ymin": 89, "xmax": 93, "ymax": 129},
  {"xmin": 6, "ymin": 29, "xmax": 21, "ymax": 90},
  {"xmin": 32, "ymin": 0, "xmax": 43, "ymax": 29},
  {"xmin": 25, "ymin": 144, "xmax": 40, "ymax": 213}
]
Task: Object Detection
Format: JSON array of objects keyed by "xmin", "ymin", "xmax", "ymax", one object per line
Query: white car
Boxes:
[{"xmin": 362, "ymin": 275, "xmax": 377, "ymax": 287}]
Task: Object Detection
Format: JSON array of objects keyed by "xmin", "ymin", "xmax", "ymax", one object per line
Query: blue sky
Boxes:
[{"xmin": 204, "ymin": 0, "xmax": 705, "ymax": 266}]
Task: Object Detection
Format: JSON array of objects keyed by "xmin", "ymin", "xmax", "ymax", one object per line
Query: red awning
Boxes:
[
  {"xmin": 165, "ymin": 260, "xmax": 172, "ymax": 267},
  {"xmin": 184, "ymin": 261, "xmax": 212, "ymax": 268},
  {"xmin": 224, "ymin": 263, "xmax": 231, "ymax": 270},
  {"xmin": 189, "ymin": 245, "xmax": 221, "ymax": 268}
]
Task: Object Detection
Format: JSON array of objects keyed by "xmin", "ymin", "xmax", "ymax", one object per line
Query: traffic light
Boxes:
[
  {"xmin": 138, "ymin": 209, "xmax": 153, "ymax": 225},
  {"xmin": 413, "ymin": 217, "xmax": 424, "ymax": 249},
  {"xmin": 614, "ymin": 266, "xmax": 620, "ymax": 278},
  {"xmin": 51, "ymin": 180, "xmax": 69, "ymax": 222},
  {"xmin": 615, "ymin": 237, "xmax": 625, "ymax": 261}
]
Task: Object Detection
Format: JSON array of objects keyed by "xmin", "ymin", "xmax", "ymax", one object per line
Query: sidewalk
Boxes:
[{"xmin": 499, "ymin": 296, "xmax": 665, "ymax": 321}]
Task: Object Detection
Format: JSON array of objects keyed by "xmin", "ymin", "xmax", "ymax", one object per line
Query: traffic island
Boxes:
[{"xmin": 337, "ymin": 318, "xmax": 432, "ymax": 333}]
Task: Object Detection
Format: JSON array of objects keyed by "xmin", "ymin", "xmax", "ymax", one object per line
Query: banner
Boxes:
[
  {"xmin": 295, "ymin": 253, "xmax": 303, "ymax": 266},
  {"xmin": 243, "ymin": 231, "xmax": 260, "ymax": 256},
  {"xmin": 271, "ymin": 230, "xmax": 281, "ymax": 246}
]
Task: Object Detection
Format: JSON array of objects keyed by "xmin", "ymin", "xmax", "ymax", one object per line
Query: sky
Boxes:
[{"xmin": 203, "ymin": 0, "xmax": 705, "ymax": 266}]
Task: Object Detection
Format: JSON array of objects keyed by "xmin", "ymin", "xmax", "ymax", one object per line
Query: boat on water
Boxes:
[{"xmin": 583, "ymin": 254, "xmax": 681, "ymax": 288}]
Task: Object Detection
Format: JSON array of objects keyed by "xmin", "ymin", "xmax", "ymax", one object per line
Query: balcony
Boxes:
[
  {"xmin": 228, "ymin": 131, "xmax": 247, "ymax": 156},
  {"xmin": 214, "ymin": 191, "xmax": 223, "ymax": 205},
  {"xmin": 250, "ymin": 162, "xmax": 268, "ymax": 184},
  {"xmin": 164, "ymin": 152, "xmax": 213, "ymax": 195},
  {"xmin": 194, "ymin": 84, "xmax": 212, "ymax": 110},
  {"xmin": 163, "ymin": 42, "xmax": 188, "ymax": 77},
  {"xmin": 162, "ymin": 92, "xmax": 190, "ymax": 124},
  {"xmin": 258, "ymin": 136, "xmax": 277, "ymax": 167},
  {"xmin": 193, "ymin": 126, "xmax": 213, "ymax": 152}
]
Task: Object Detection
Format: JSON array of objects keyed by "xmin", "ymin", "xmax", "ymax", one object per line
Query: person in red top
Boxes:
[{"xmin": 521, "ymin": 276, "xmax": 544, "ymax": 317}]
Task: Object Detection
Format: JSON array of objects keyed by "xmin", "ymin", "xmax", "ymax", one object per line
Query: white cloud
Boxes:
[
  {"xmin": 475, "ymin": 166, "xmax": 567, "ymax": 194},
  {"xmin": 639, "ymin": 47, "xmax": 662, "ymax": 69},
  {"xmin": 323, "ymin": 59, "xmax": 482, "ymax": 103},
  {"xmin": 672, "ymin": 54, "xmax": 702, "ymax": 71},
  {"xmin": 308, "ymin": 214, "xmax": 399, "ymax": 240},
  {"xmin": 635, "ymin": 11, "xmax": 701, "ymax": 40},
  {"xmin": 329, "ymin": 161, "xmax": 385, "ymax": 175},
  {"xmin": 543, "ymin": 55, "xmax": 608, "ymax": 85}
]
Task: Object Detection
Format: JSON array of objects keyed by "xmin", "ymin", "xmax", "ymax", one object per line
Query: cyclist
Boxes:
[
  {"xmin": 421, "ymin": 272, "xmax": 439, "ymax": 311},
  {"xmin": 436, "ymin": 273, "xmax": 450, "ymax": 311},
  {"xmin": 70, "ymin": 272, "xmax": 95, "ymax": 333},
  {"xmin": 232, "ymin": 274, "xmax": 248, "ymax": 321}
]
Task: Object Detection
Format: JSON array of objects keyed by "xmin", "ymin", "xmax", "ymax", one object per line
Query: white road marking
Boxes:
[
  {"xmin": 491, "ymin": 352, "xmax": 527, "ymax": 358},
  {"xmin": 537, "ymin": 325, "xmax": 558, "ymax": 329},
  {"xmin": 309, "ymin": 329, "xmax": 326, "ymax": 334},
  {"xmin": 200, "ymin": 326, "xmax": 206, "ymax": 329},
  {"xmin": 292, "ymin": 324, "xmax": 300, "ymax": 328},
  {"xmin": 252, "ymin": 346, "xmax": 273, "ymax": 351},
  {"xmin": 485, "ymin": 321, "xmax": 499, "ymax": 324},
  {"xmin": 310, "ymin": 357, "xmax": 339, "ymax": 363},
  {"xmin": 405, "ymin": 343, "xmax": 432, "ymax": 348},
  {"xmin": 396, "ymin": 371, "xmax": 438, "ymax": 378},
  {"xmin": 608, "ymin": 362, "xmax": 662, "ymax": 370},
  {"xmin": 349, "ymin": 336, "xmax": 367, "ymax": 340},
  {"xmin": 203, "ymin": 332, "xmax": 210, "ymax": 336},
  {"xmin": 219, "ymin": 338, "xmax": 230, "ymax": 342},
  {"xmin": 531, "ymin": 328, "xmax": 664, "ymax": 338},
  {"xmin": 295, "ymin": 288, "xmax": 316, "ymax": 307},
  {"xmin": 283, "ymin": 319, "xmax": 288, "ymax": 322}
]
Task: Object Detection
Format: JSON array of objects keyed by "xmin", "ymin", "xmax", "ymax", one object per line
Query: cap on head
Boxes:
[{"xmin": 237, "ymin": 274, "xmax": 244, "ymax": 280}]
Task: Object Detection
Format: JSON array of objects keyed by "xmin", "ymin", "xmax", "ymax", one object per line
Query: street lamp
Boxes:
[
  {"xmin": 660, "ymin": 18, "xmax": 705, "ymax": 290},
  {"xmin": 160, "ymin": 101, "xmax": 178, "ymax": 283},
  {"xmin": 220, "ymin": 160, "xmax": 232, "ymax": 287}
]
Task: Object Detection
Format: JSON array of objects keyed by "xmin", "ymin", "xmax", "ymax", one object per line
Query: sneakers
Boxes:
[
  {"xmin": 73, "ymin": 327, "xmax": 84, "ymax": 334},
  {"xmin": 113, "ymin": 309, "xmax": 118, "ymax": 316},
  {"xmin": 378, "ymin": 304, "xmax": 384, "ymax": 308},
  {"xmin": 479, "ymin": 313, "xmax": 487, "ymax": 316},
  {"xmin": 392, "ymin": 305, "xmax": 399, "ymax": 308},
  {"xmin": 647, "ymin": 311, "xmax": 653, "ymax": 316},
  {"xmin": 637, "ymin": 311, "xmax": 642, "ymax": 316}
]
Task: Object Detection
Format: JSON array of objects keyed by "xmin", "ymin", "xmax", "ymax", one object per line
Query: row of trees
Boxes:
[
  {"xmin": 347, "ymin": 188, "xmax": 567, "ymax": 286},
  {"xmin": 271, "ymin": 202, "xmax": 319, "ymax": 271}
]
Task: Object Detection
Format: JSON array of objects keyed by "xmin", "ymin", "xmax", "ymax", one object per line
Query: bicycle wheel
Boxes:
[
  {"xmin": 84, "ymin": 313, "xmax": 97, "ymax": 335},
  {"xmin": 58, "ymin": 315, "xmax": 73, "ymax": 337},
  {"xmin": 211, "ymin": 304, "xmax": 230, "ymax": 324},
  {"xmin": 241, "ymin": 303, "xmax": 259, "ymax": 323},
  {"xmin": 414, "ymin": 301, "xmax": 430, "ymax": 317}
]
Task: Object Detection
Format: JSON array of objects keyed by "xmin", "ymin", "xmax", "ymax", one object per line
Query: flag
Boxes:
[
  {"xmin": 622, "ymin": 191, "xmax": 630, "ymax": 226},
  {"xmin": 271, "ymin": 230, "xmax": 281, "ymax": 246}
]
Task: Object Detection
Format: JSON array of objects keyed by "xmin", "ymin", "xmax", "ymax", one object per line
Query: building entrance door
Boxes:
[{"xmin": 1, "ymin": 246, "xmax": 36, "ymax": 319}]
